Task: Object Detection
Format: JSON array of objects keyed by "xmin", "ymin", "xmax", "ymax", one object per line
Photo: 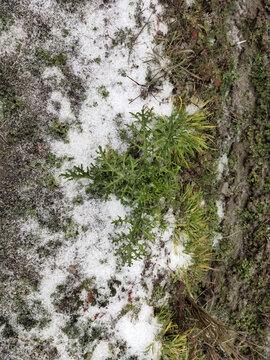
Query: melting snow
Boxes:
[
  {"xmin": 216, "ymin": 199, "xmax": 225, "ymax": 220},
  {"xmin": 217, "ymin": 154, "xmax": 228, "ymax": 180},
  {"xmin": 115, "ymin": 304, "xmax": 160, "ymax": 357},
  {"xmin": 91, "ymin": 341, "xmax": 111, "ymax": 360},
  {"xmin": 15, "ymin": 0, "xmax": 191, "ymax": 358}
]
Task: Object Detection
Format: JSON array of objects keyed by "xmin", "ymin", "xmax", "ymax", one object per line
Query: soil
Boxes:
[
  {"xmin": 159, "ymin": 0, "xmax": 269, "ymax": 357},
  {"xmin": 205, "ymin": 1, "xmax": 270, "ymax": 357}
]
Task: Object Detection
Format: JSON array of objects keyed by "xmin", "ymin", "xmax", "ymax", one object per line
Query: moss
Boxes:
[
  {"xmin": 53, "ymin": 282, "xmax": 83, "ymax": 314},
  {"xmin": 153, "ymin": 283, "xmax": 163, "ymax": 301},
  {"xmin": 49, "ymin": 118, "xmax": 70, "ymax": 141},
  {"xmin": 1, "ymin": 321, "xmax": 17, "ymax": 339},
  {"xmin": 0, "ymin": 82, "xmax": 27, "ymax": 125},
  {"xmin": 17, "ymin": 312, "xmax": 39, "ymax": 330},
  {"xmin": 62, "ymin": 217, "xmax": 79, "ymax": 240},
  {"xmin": 35, "ymin": 48, "xmax": 67, "ymax": 67},
  {"xmin": 220, "ymin": 58, "xmax": 240, "ymax": 97},
  {"xmin": 93, "ymin": 57, "xmax": 101, "ymax": 64},
  {"xmin": 98, "ymin": 85, "xmax": 110, "ymax": 98},
  {"xmin": 72, "ymin": 196, "xmax": 83, "ymax": 205},
  {"xmin": 37, "ymin": 239, "xmax": 62, "ymax": 258},
  {"xmin": 62, "ymin": 28, "xmax": 69, "ymax": 37},
  {"xmin": 108, "ymin": 279, "xmax": 121, "ymax": 297},
  {"xmin": 231, "ymin": 305, "xmax": 265, "ymax": 335},
  {"xmin": 63, "ymin": 317, "xmax": 101, "ymax": 351},
  {"xmin": 89, "ymin": 327, "xmax": 101, "ymax": 341},
  {"xmin": 81, "ymin": 278, "xmax": 94, "ymax": 291},
  {"xmin": 62, "ymin": 315, "xmax": 80, "ymax": 339},
  {"xmin": 111, "ymin": 27, "xmax": 132, "ymax": 48},
  {"xmin": 0, "ymin": 9, "xmax": 14, "ymax": 35}
]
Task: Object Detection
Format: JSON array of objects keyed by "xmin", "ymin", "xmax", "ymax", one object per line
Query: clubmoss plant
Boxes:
[{"xmin": 63, "ymin": 104, "xmax": 213, "ymax": 266}]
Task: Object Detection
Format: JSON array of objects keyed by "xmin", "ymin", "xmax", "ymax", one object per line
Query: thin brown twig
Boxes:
[
  {"xmin": 128, "ymin": 13, "xmax": 153, "ymax": 62},
  {"xmin": 126, "ymin": 75, "xmax": 147, "ymax": 87}
]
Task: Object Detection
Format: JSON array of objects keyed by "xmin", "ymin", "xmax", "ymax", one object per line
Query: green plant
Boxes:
[
  {"xmin": 146, "ymin": 302, "xmax": 203, "ymax": 360},
  {"xmin": 220, "ymin": 58, "xmax": 240, "ymax": 97},
  {"xmin": 49, "ymin": 118, "xmax": 70, "ymax": 141},
  {"xmin": 98, "ymin": 85, "xmax": 109, "ymax": 98},
  {"xmin": 93, "ymin": 57, "xmax": 101, "ymax": 64},
  {"xmin": 0, "ymin": 84, "xmax": 27, "ymax": 125},
  {"xmin": 149, "ymin": 291, "xmax": 247, "ymax": 360},
  {"xmin": 35, "ymin": 48, "xmax": 67, "ymax": 67},
  {"xmin": 111, "ymin": 27, "xmax": 132, "ymax": 48},
  {"xmin": 0, "ymin": 9, "xmax": 14, "ymax": 35},
  {"xmin": 63, "ymin": 105, "xmax": 213, "ymax": 266}
]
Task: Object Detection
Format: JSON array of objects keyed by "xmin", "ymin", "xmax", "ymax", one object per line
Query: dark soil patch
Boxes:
[
  {"xmin": 158, "ymin": 0, "xmax": 270, "ymax": 358},
  {"xmin": 205, "ymin": 1, "xmax": 270, "ymax": 358}
]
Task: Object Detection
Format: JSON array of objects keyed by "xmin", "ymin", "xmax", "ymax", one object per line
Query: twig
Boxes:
[
  {"xmin": 126, "ymin": 75, "xmax": 147, "ymax": 87},
  {"xmin": 129, "ymin": 94, "xmax": 141, "ymax": 104},
  {"xmin": 179, "ymin": 65, "xmax": 203, "ymax": 80},
  {"xmin": 128, "ymin": 13, "xmax": 153, "ymax": 62}
]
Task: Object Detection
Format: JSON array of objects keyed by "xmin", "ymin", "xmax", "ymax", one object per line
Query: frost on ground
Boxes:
[{"xmin": 0, "ymin": 1, "xmax": 191, "ymax": 359}]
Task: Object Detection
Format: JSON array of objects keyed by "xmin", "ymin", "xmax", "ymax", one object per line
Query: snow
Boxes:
[
  {"xmin": 42, "ymin": 66, "xmax": 64, "ymax": 81},
  {"xmin": 186, "ymin": 0, "xmax": 195, "ymax": 7},
  {"xmin": 216, "ymin": 199, "xmax": 225, "ymax": 220},
  {"xmin": 167, "ymin": 241, "xmax": 191, "ymax": 269},
  {"xmin": 15, "ymin": 0, "xmax": 191, "ymax": 358},
  {"xmin": 0, "ymin": 23, "xmax": 26, "ymax": 55},
  {"xmin": 217, "ymin": 154, "xmax": 228, "ymax": 180},
  {"xmin": 92, "ymin": 341, "xmax": 111, "ymax": 360},
  {"xmin": 21, "ymin": 192, "xmax": 190, "ymax": 357},
  {"xmin": 216, "ymin": 154, "xmax": 228, "ymax": 223},
  {"xmin": 116, "ymin": 304, "xmax": 160, "ymax": 358},
  {"xmin": 47, "ymin": 91, "xmax": 75, "ymax": 121}
]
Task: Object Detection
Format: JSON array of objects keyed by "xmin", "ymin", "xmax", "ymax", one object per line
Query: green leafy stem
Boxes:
[{"xmin": 63, "ymin": 106, "xmax": 213, "ymax": 266}]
